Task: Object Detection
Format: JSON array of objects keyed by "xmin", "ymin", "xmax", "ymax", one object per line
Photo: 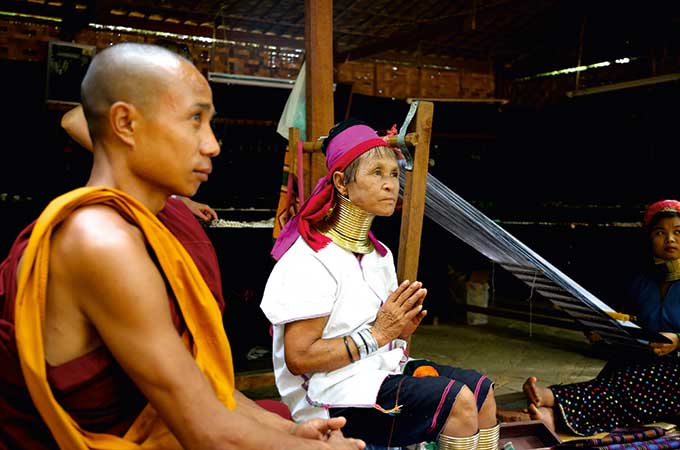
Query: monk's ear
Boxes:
[
  {"xmin": 109, "ymin": 101, "xmax": 138, "ymax": 147},
  {"xmin": 332, "ymin": 171, "xmax": 347, "ymax": 196}
]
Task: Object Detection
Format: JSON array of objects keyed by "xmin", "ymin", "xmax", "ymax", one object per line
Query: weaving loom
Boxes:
[
  {"xmin": 385, "ymin": 102, "xmax": 671, "ymax": 351},
  {"xmin": 412, "ymin": 171, "xmax": 671, "ymax": 350}
]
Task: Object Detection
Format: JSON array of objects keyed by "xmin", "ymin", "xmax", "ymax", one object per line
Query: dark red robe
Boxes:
[{"xmin": 0, "ymin": 197, "xmax": 225, "ymax": 449}]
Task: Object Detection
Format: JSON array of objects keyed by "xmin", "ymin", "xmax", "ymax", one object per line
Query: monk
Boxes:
[
  {"xmin": 61, "ymin": 98, "xmax": 218, "ymax": 223},
  {"xmin": 0, "ymin": 42, "xmax": 363, "ymax": 450}
]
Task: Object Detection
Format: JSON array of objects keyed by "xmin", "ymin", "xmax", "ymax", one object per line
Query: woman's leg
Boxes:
[
  {"xmin": 478, "ymin": 386, "xmax": 497, "ymax": 428},
  {"xmin": 441, "ymin": 385, "xmax": 478, "ymax": 437},
  {"xmin": 523, "ymin": 376, "xmax": 555, "ymax": 407},
  {"xmin": 438, "ymin": 386, "xmax": 480, "ymax": 450}
]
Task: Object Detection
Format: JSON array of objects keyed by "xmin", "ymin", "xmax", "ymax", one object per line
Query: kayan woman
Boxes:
[
  {"xmin": 524, "ymin": 199, "xmax": 680, "ymax": 435},
  {"xmin": 261, "ymin": 119, "xmax": 498, "ymax": 450}
]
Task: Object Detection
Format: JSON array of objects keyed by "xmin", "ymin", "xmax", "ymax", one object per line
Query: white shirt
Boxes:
[{"xmin": 260, "ymin": 237, "xmax": 408, "ymax": 422}]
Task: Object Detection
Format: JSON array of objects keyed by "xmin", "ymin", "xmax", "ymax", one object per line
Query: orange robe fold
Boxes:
[{"xmin": 14, "ymin": 187, "xmax": 236, "ymax": 450}]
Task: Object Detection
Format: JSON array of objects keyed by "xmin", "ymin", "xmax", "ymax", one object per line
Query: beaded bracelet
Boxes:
[{"xmin": 343, "ymin": 336, "xmax": 355, "ymax": 363}]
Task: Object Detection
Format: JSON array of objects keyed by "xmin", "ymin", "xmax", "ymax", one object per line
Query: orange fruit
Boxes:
[{"xmin": 413, "ymin": 365, "xmax": 439, "ymax": 377}]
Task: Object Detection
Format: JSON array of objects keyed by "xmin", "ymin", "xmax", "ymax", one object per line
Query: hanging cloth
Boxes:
[{"xmin": 14, "ymin": 186, "xmax": 236, "ymax": 450}]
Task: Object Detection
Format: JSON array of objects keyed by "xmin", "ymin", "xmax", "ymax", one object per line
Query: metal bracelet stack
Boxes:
[
  {"xmin": 438, "ymin": 432, "xmax": 480, "ymax": 450},
  {"xmin": 477, "ymin": 422, "xmax": 501, "ymax": 450},
  {"xmin": 350, "ymin": 328, "xmax": 379, "ymax": 359}
]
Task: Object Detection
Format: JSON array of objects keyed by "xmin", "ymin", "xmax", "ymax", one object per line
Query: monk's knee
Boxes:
[{"xmin": 443, "ymin": 385, "xmax": 478, "ymax": 437}]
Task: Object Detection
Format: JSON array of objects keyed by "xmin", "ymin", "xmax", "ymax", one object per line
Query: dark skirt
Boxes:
[
  {"xmin": 551, "ymin": 356, "xmax": 680, "ymax": 436},
  {"xmin": 329, "ymin": 359, "xmax": 493, "ymax": 447}
]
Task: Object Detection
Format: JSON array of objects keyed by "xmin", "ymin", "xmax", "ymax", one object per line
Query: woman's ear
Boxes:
[{"xmin": 332, "ymin": 171, "xmax": 347, "ymax": 196}]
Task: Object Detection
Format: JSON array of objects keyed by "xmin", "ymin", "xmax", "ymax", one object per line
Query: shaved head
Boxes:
[{"xmin": 80, "ymin": 42, "xmax": 193, "ymax": 141}]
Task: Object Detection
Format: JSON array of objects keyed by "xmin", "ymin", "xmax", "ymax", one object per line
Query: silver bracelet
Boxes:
[
  {"xmin": 359, "ymin": 328, "xmax": 379, "ymax": 354},
  {"xmin": 350, "ymin": 330, "xmax": 368, "ymax": 359}
]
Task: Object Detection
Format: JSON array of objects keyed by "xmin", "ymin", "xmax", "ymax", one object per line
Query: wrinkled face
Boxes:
[
  {"xmin": 650, "ymin": 216, "xmax": 680, "ymax": 260},
  {"xmin": 132, "ymin": 61, "xmax": 220, "ymax": 197},
  {"xmin": 343, "ymin": 149, "xmax": 400, "ymax": 217}
]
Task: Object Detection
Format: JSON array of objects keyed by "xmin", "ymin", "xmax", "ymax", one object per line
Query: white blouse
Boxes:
[{"xmin": 260, "ymin": 237, "xmax": 408, "ymax": 422}]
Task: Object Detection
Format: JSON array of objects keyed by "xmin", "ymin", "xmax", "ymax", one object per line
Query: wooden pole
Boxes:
[
  {"xmin": 300, "ymin": 132, "xmax": 418, "ymax": 153},
  {"xmin": 288, "ymin": 127, "xmax": 301, "ymax": 203},
  {"xmin": 397, "ymin": 101, "xmax": 434, "ymax": 283},
  {"xmin": 305, "ymin": 0, "xmax": 334, "ymax": 197}
]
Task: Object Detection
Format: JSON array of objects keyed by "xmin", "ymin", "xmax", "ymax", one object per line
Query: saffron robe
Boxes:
[{"xmin": 0, "ymin": 194, "xmax": 229, "ymax": 449}]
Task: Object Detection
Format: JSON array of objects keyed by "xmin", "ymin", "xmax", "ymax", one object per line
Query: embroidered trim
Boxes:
[
  {"xmin": 428, "ymin": 379, "xmax": 455, "ymax": 433},
  {"xmin": 473, "ymin": 374, "xmax": 488, "ymax": 401}
]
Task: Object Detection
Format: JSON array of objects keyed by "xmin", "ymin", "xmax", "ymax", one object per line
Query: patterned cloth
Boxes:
[
  {"xmin": 556, "ymin": 427, "xmax": 666, "ymax": 448},
  {"xmin": 606, "ymin": 436, "xmax": 680, "ymax": 450},
  {"xmin": 549, "ymin": 264, "xmax": 680, "ymax": 436},
  {"xmin": 551, "ymin": 357, "xmax": 680, "ymax": 436},
  {"xmin": 555, "ymin": 427, "xmax": 680, "ymax": 450}
]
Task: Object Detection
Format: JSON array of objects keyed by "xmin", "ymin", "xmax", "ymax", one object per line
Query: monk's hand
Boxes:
[
  {"xmin": 372, "ymin": 280, "xmax": 427, "ymax": 346},
  {"xmin": 179, "ymin": 197, "xmax": 218, "ymax": 222},
  {"xmin": 327, "ymin": 429, "xmax": 366, "ymax": 450},
  {"xmin": 650, "ymin": 332, "xmax": 679, "ymax": 357},
  {"xmin": 291, "ymin": 417, "xmax": 346, "ymax": 440}
]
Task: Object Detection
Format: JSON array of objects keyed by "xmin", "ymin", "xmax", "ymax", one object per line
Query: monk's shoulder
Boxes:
[{"xmin": 51, "ymin": 205, "xmax": 146, "ymax": 268}]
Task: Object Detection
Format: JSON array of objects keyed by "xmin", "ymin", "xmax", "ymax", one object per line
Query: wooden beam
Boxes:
[
  {"xmin": 288, "ymin": 126, "xmax": 301, "ymax": 202},
  {"xmin": 300, "ymin": 132, "xmax": 419, "ymax": 153},
  {"xmin": 235, "ymin": 371, "xmax": 276, "ymax": 391},
  {"xmin": 397, "ymin": 101, "xmax": 434, "ymax": 283},
  {"xmin": 304, "ymin": 0, "xmax": 334, "ymax": 197},
  {"xmin": 334, "ymin": 14, "xmax": 463, "ymax": 63},
  {"xmin": 97, "ymin": 15, "xmax": 305, "ymax": 50},
  {"xmin": 0, "ymin": 0, "xmax": 305, "ymax": 50}
]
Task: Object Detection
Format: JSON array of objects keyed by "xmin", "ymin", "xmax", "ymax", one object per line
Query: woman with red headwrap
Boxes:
[
  {"xmin": 261, "ymin": 119, "xmax": 497, "ymax": 450},
  {"xmin": 523, "ymin": 200, "xmax": 680, "ymax": 435}
]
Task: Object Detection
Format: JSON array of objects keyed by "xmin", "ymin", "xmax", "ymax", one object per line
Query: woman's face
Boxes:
[
  {"xmin": 338, "ymin": 149, "xmax": 400, "ymax": 217},
  {"xmin": 650, "ymin": 216, "xmax": 680, "ymax": 260}
]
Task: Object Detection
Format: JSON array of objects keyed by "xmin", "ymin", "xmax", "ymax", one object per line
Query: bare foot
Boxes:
[
  {"xmin": 522, "ymin": 377, "xmax": 555, "ymax": 407},
  {"xmin": 497, "ymin": 408, "xmax": 531, "ymax": 423},
  {"xmin": 528, "ymin": 404, "xmax": 556, "ymax": 432}
]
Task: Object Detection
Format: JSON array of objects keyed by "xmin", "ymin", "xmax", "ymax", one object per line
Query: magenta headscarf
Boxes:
[
  {"xmin": 271, "ymin": 124, "xmax": 398, "ymax": 260},
  {"xmin": 643, "ymin": 199, "xmax": 680, "ymax": 227}
]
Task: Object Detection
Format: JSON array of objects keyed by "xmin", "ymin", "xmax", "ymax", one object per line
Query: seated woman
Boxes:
[
  {"xmin": 261, "ymin": 119, "xmax": 497, "ymax": 450},
  {"xmin": 523, "ymin": 199, "xmax": 680, "ymax": 435}
]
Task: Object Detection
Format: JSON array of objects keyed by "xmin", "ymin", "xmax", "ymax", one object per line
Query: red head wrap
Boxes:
[
  {"xmin": 271, "ymin": 124, "xmax": 398, "ymax": 260},
  {"xmin": 643, "ymin": 199, "xmax": 680, "ymax": 227}
]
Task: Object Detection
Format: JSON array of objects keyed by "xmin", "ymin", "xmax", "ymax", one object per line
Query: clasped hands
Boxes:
[{"xmin": 372, "ymin": 280, "xmax": 428, "ymax": 345}]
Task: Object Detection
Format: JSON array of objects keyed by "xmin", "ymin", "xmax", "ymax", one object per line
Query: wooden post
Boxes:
[
  {"xmin": 305, "ymin": 0, "xmax": 334, "ymax": 197},
  {"xmin": 288, "ymin": 126, "xmax": 300, "ymax": 201},
  {"xmin": 397, "ymin": 101, "xmax": 434, "ymax": 283},
  {"xmin": 288, "ymin": 127, "xmax": 300, "ymax": 169}
]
